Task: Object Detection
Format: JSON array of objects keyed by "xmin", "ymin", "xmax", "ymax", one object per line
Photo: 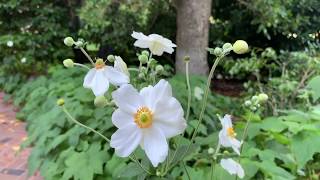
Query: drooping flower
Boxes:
[
  {"xmin": 220, "ymin": 158, "xmax": 245, "ymax": 179},
  {"xmin": 110, "ymin": 79, "xmax": 186, "ymax": 167},
  {"xmin": 218, "ymin": 115, "xmax": 241, "ymax": 155},
  {"xmin": 131, "ymin": 31, "xmax": 177, "ymax": 56},
  {"xmin": 114, "ymin": 56, "xmax": 130, "ymax": 77},
  {"xmin": 83, "ymin": 58, "xmax": 129, "ymax": 96}
]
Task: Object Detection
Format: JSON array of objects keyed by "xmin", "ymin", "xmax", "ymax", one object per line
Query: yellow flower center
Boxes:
[
  {"xmin": 95, "ymin": 58, "xmax": 105, "ymax": 69},
  {"xmin": 227, "ymin": 127, "xmax": 236, "ymax": 138},
  {"xmin": 134, "ymin": 107, "xmax": 153, "ymax": 128}
]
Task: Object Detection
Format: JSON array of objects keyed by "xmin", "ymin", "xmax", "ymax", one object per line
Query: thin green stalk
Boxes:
[
  {"xmin": 80, "ymin": 47, "xmax": 94, "ymax": 65},
  {"xmin": 185, "ymin": 61, "xmax": 192, "ymax": 122},
  {"xmin": 62, "ymin": 106, "xmax": 110, "ymax": 143},
  {"xmin": 210, "ymin": 159, "xmax": 215, "ymax": 180},
  {"xmin": 74, "ymin": 63, "xmax": 90, "ymax": 70},
  {"xmin": 235, "ymin": 113, "xmax": 252, "ymax": 180},
  {"xmin": 62, "ymin": 106, "xmax": 152, "ymax": 175},
  {"xmin": 165, "ymin": 56, "xmax": 223, "ymax": 173},
  {"xmin": 190, "ymin": 57, "xmax": 221, "ymax": 141},
  {"xmin": 182, "ymin": 162, "xmax": 191, "ymax": 180},
  {"xmin": 166, "ymin": 60, "xmax": 192, "ymax": 170}
]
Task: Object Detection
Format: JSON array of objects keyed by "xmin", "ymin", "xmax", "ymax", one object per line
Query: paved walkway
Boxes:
[{"xmin": 0, "ymin": 92, "xmax": 41, "ymax": 180}]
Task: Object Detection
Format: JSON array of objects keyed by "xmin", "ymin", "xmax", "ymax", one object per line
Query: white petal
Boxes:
[
  {"xmin": 139, "ymin": 79, "xmax": 172, "ymax": 111},
  {"xmin": 220, "ymin": 159, "xmax": 245, "ymax": 179},
  {"xmin": 139, "ymin": 85, "xmax": 154, "ymax": 108},
  {"xmin": 230, "ymin": 138, "xmax": 241, "ymax": 155},
  {"xmin": 153, "ymin": 98, "xmax": 186, "ymax": 138},
  {"xmin": 87, "ymin": 69, "xmax": 110, "ymax": 96},
  {"xmin": 112, "ymin": 109, "xmax": 134, "ymax": 128},
  {"xmin": 83, "ymin": 69, "xmax": 96, "ymax": 88},
  {"xmin": 132, "ymin": 31, "xmax": 151, "ymax": 48},
  {"xmin": 142, "ymin": 126, "xmax": 168, "ymax": 167},
  {"xmin": 104, "ymin": 66, "xmax": 129, "ymax": 86},
  {"xmin": 219, "ymin": 130, "xmax": 232, "ymax": 147},
  {"xmin": 114, "ymin": 56, "xmax": 130, "ymax": 76},
  {"xmin": 221, "ymin": 114, "xmax": 233, "ymax": 129},
  {"xmin": 110, "ymin": 124, "xmax": 142, "ymax": 157},
  {"xmin": 112, "ymin": 84, "xmax": 143, "ymax": 114}
]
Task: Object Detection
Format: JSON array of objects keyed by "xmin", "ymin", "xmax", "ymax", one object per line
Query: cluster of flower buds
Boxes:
[
  {"xmin": 63, "ymin": 37, "xmax": 85, "ymax": 48},
  {"xmin": 207, "ymin": 40, "xmax": 249, "ymax": 57},
  {"xmin": 244, "ymin": 93, "xmax": 269, "ymax": 111},
  {"xmin": 137, "ymin": 50, "xmax": 164, "ymax": 79}
]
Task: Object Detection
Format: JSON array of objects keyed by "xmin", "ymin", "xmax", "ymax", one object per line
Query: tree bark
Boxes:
[{"xmin": 175, "ymin": 0, "xmax": 212, "ymax": 75}]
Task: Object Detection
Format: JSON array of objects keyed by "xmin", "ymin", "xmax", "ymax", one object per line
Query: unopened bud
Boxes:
[
  {"xmin": 63, "ymin": 59, "xmax": 74, "ymax": 68},
  {"xmin": 138, "ymin": 73, "xmax": 145, "ymax": 79},
  {"xmin": 222, "ymin": 43, "xmax": 233, "ymax": 52},
  {"xmin": 107, "ymin": 55, "xmax": 115, "ymax": 62},
  {"xmin": 155, "ymin": 65, "xmax": 164, "ymax": 73},
  {"xmin": 213, "ymin": 47, "xmax": 223, "ymax": 56},
  {"xmin": 74, "ymin": 39, "xmax": 84, "ymax": 47},
  {"xmin": 184, "ymin": 56, "xmax": 190, "ymax": 62},
  {"xmin": 64, "ymin": 37, "xmax": 74, "ymax": 47},
  {"xmin": 141, "ymin": 50, "xmax": 149, "ymax": 57},
  {"xmin": 57, "ymin": 98, "xmax": 65, "ymax": 106},
  {"xmin": 208, "ymin": 148, "xmax": 214, "ymax": 154},
  {"xmin": 251, "ymin": 95, "xmax": 258, "ymax": 102},
  {"xmin": 94, "ymin": 96, "xmax": 108, "ymax": 108},
  {"xmin": 258, "ymin": 93, "xmax": 268, "ymax": 102},
  {"xmin": 138, "ymin": 54, "xmax": 148, "ymax": 64},
  {"xmin": 244, "ymin": 100, "xmax": 251, "ymax": 107},
  {"xmin": 233, "ymin": 40, "xmax": 249, "ymax": 54}
]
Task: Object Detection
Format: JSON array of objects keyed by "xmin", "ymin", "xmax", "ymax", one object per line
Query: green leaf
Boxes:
[
  {"xmin": 117, "ymin": 162, "xmax": 145, "ymax": 178},
  {"xmin": 260, "ymin": 117, "xmax": 287, "ymax": 132},
  {"xmin": 307, "ymin": 75, "xmax": 320, "ymax": 102},
  {"xmin": 62, "ymin": 143, "xmax": 108, "ymax": 180},
  {"xmin": 291, "ymin": 132, "xmax": 320, "ymax": 169}
]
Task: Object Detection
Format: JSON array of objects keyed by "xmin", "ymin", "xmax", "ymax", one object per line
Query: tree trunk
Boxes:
[{"xmin": 175, "ymin": 0, "xmax": 212, "ymax": 75}]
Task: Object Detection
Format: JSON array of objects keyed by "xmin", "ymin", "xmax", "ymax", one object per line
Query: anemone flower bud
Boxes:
[
  {"xmin": 258, "ymin": 93, "xmax": 268, "ymax": 102},
  {"xmin": 214, "ymin": 47, "xmax": 223, "ymax": 56},
  {"xmin": 63, "ymin": 37, "xmax": 74, "ymax": 47},
  {"xmin": 222, "ymin": 43, "xmax": 233, "ymax": 52},
  {"xmin": 94, "ymin": 96, "xmax": 108, "ymax": 108},
  {"xmin": 107, "ymin": 55, "xmax": 115, "ymax": 62},
  {"xmin": 138, "ymin": 54, "xmax": 148, "ymax": 64},
  {"xmin": 57, "ymin": 98, "xmax": 65, "ymax": 106},
  {"xmin": 233, "ymin": 40, "xmax": 249, "ymax": 54},
  {"xmin": 63, "ymin": 59, "xmax": 74, "ymax": 68},
  {"xmin": 155, "ymin": 65, "xmax": 164, "ymax": 73},
  {"xmin": 141, "ymin": 50, "xmax": 149, "ymax": 57}
]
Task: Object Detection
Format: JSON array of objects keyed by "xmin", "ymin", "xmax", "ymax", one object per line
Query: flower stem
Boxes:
[
  {"xmin": 62, "ymin": 106, "xmax": 152, "ymax": 175},
  {"xmin": 74, "ymin": 63, "xmax": 90, "ymax": 70},
  {"xmin": 182, "ymin": 162, "xmax": 191, "ymax": 180},
  {"xmin": 62, "ymin": 106, "xmax": 110, "ymax": 143},
  {"xmin": 80, "ymin": 47, "xmax": 94, "ymax": 65},
  {"xmin": 165, "ymin": 56, "xmax": 223, "ymax": 173},
  {"xmin": 185, "ymin": 61, "xmax": 192, "ymax": 122},
  {"xmin": 190, "ymin": 57, "xmax": 221, "ymax": 141}
]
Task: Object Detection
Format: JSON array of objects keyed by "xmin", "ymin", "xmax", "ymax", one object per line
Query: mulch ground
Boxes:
[{"xmin": 0, "ymin": 92, "xmax": 42, "ymax": 180}]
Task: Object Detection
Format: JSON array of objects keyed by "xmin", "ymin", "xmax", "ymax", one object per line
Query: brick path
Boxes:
[{"xmin": 0, "ymin": 92, "xmax": 42, "ymax": 180}]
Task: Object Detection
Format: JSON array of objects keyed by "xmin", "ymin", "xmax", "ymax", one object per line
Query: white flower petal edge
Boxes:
[
  {"xmin": 110, "ymin": 79, "xmax": 186, "ymax": 167},
  {"xmin": 83, "ymin": 62, "xmax": 129, "ymax": 96},
  {"xmin": 131, "ymin": 31, "xmax": 176, "ymax": 56},
  {"xmin": 218, "ymin": 114, "xmax": 242, "ymax": 155},
  {"xmin": 220, "ymin": 158, "xmax": 245, "ymax": 179},
  {"xmin": 83, "ymin": 69, "xmax": 109, "ymax": 96},
  {"xmin": 114, "ymin": 56, "xmax": 130, "ymax": 77}
]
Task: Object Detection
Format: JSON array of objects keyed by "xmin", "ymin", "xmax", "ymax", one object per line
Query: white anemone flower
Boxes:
[
  {"xmin": 110, "ymin": 79, "xmax": 186, "ymax": 167},
  {"xmin": 220, "ymin": 158, "xmax": 245, "ymax": 179},
  {"xmin": 114, "ymin": 56, "xmax": 130, "ymax": 77},
  {"xmin": 83, "ymin": 59, "xmax": 129, "ymax": 96},
  {"xmin": 131, "ymin": 31, "xmax": 177, "ymax": 56},
  {"xmin": 218, "ymin": 115, "xmax": 241, "ymax": 155}
]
